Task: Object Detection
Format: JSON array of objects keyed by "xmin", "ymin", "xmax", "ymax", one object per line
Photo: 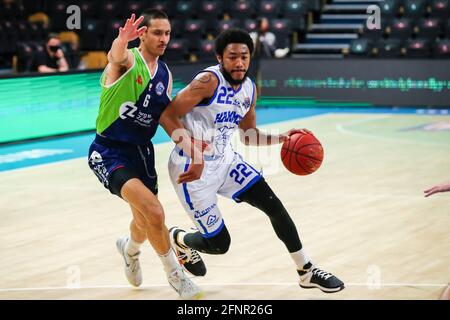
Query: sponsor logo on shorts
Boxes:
[
  {"xmin": 206, "ymin": 215, "xmax": 219, "ymax": 227},
  {"xmin": 193, "ymin": 204, "xmax": 216, "ymax": 218},
  {"xmin": 89, "ymin": 151, "xmax": 108, "ymax": 186},
  {"xmin": 89, "ymin": 151, "xmax": 103, "ymax": 165}
]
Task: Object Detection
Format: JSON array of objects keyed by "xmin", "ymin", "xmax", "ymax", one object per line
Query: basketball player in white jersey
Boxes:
[{"xmin": 160, "ymin": 29, "xmax": 344, "ymax": 293}]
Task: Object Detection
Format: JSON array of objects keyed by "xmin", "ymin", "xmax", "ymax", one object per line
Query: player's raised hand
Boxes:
[
  {"xmin": 118, "ymin": 14, "xmax": 147, "ymax": 43},
  {"xmin": 424, "ymin": 183, "xmax": 450, "ymax": 197}
]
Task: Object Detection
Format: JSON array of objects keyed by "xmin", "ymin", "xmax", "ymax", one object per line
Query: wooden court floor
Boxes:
[{"xmin": 0, "ymin": 112, "xmax": 449, "ymax": 300}]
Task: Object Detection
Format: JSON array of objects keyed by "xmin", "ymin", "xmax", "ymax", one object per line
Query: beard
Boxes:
[{"xmin": 220, "ymin": 64, "xmax": 248, "ymax": 85}]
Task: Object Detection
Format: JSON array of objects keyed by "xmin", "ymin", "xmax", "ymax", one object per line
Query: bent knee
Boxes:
[{"xmin": 141, "ymin": 204, "xmax": 165, "ymax": 227}]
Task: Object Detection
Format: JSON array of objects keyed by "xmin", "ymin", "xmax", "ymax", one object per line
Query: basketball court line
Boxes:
[
  {"xmin": 0, "ymin": 112, "xmax": 332, "ymax": 173},
  {"xmin": 1, "ymin": 110, "xmax": 448, "ymax": 299},
  {"xmin": 0, "ymin": 282, "xmax": 446, "ymax": 293},
  {"xmin": 335, "ymin": 115, "xmax": 450, "ymax": 148},
  {"xmin": 0, "ymin": 182, "xmax": 447, "ymax": 201},
  {"xmin": 2, "ymin": 108, "xmax": 449, "ymax": 172}
]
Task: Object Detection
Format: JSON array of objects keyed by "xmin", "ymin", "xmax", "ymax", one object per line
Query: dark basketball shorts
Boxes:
[{"xmin": 88, "ymin": 134, "xmax": 158, "ymax": 197}]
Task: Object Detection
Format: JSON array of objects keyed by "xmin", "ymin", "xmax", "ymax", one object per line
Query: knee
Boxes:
[
  {"xmin": 206, "ymin": 229, "xmax": 231, "ymax": 254},
  {"xmin": 141, "ymin": 203, "xmax": 165, "ymax": 228},
  {"xmin": 242, "ymin": 181, "xmax": 287, "ymax": 219},
  {"xmin": 265, "ymin": 197, "xmax": 287, "ymax": 218}
]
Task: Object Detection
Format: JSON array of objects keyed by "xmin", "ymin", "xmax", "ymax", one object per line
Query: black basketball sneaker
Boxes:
[
  {"xmin": 169, "ymin": 227, "xmax": 207, "ymax": 277},
  {"xmin": 297, "ymin": 262, "xmax": 345, "ymax": 293}
]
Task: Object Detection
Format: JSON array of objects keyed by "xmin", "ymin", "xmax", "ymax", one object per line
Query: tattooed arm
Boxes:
[
  {"xmin": 159, "ymin": 71, "xmax": 218, "ymax": 183},
  {"xmin": 160, "ymin": 71, "xmax": 217, "ymax": 138}
]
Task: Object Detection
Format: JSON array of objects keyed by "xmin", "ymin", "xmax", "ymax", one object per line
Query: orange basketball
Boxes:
[{"xmin": 281, "ymin": 132, "xmax": 324, "ymax": 175}]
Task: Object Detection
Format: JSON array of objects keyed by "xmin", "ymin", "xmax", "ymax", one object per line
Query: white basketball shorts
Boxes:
[{"xmin": 168, "ymin": 147, "xmax": 262, "ymax": 238}]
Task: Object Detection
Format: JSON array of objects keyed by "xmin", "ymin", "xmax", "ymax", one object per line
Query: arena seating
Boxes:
[{"xmin": 1, "ymin": 0, "xmax": 449, "ymax": 72}]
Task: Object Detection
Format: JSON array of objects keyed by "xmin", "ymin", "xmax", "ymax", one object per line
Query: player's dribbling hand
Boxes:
[
  {"xmin": 118, "ymin": 14, "xmax": 147, "ymax": 43},
  {"xmin": 279, "ymin": 128, "xmax": 312, "ymax": 143},
  {"xmin": 177, "ymin": 161, "xmax": 205, "ymax": 184}
]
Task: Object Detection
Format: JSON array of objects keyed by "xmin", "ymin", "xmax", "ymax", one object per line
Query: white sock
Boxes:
[
  {"xmin": 126, "ymin": 236, "xmax": 143, "ymax": 256},
  {"xmin": 290, "ymin": 249, "xmax": 310, "ymax": 270},
  {"xmin": 159, "ymin": 248, "xmax": 180, "ymax": 274}
]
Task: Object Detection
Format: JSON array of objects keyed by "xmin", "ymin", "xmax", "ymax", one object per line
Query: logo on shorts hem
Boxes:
[
  {"xmin": 193, "ymin": 204, "xmax": 217, "ymax": 218},
  {"xmin": 206, "ymin": 215, "xmax": 219, "ymax": 227}
]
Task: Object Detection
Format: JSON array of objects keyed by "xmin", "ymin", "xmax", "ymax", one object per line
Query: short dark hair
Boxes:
[
  {"xmin": 47, "ymin": 32, "xmax": 60, "ymax": 42},
  {"xmin": 141, "ymin": 8, "xmax": 169, "ymax": 27},
  {"xmin": 215, "ymin": 28, "xmax": 254, "ymax": 56}
]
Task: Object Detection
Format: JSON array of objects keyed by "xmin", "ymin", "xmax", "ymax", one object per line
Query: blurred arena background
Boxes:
[{"xmin": 0, "ymin": 0, "xmax": 449, "ymax": 300}]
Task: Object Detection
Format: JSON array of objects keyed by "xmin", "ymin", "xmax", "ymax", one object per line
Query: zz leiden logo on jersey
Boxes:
[{"xmin": 119, "ymin": 101, "xmax": 153, "ymax": 127}]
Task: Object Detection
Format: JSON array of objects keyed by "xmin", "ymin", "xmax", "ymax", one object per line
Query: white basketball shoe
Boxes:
[
  {"xmin": 116, "ymin": 236, "xmax": 143, "ymax": 287},
  {"xmin": 167, "ymin": 267, "xmax": 204, "ymax": 300}
]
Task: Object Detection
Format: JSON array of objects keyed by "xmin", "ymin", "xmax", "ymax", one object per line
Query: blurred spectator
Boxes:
[
  {"xmin": 250, "ymin": 17, "xmax": 276, "ymax": 59},
  {"xmin": 248, "ymin": 18, "xmax": 276, "ymax": 94},
  {"xmin": 67, "ymin": 41, "xmax": 81, "ymax": 69},
  {"xmin": 59, "ymin": 32, "xmax": 82, "ymax": 69},
  {"xmin": 35, "ymin": 33, "xmax": 69, "ymax": 73},
  {"xmin": 16, "ymin": 42, "xmax": 35, "ymax": 72}
]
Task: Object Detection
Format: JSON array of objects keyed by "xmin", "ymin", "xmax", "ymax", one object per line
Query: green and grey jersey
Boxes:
[{"xmin": 96, "ymin": 47, "xmax": 171, "ymax": 145}]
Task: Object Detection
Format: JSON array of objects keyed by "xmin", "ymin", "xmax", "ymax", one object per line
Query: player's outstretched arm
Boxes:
[
  {"xmin": 159, "ymin": 72, "xmax": 218, "ymax": 183},
  {"xmin": 424, "ymin": 182, "xmax": 450, "ymax": 197},
  {"xmin": 238, "ymin": 90, "xmax": 311, "ymax": 146},
  {"xmin": 105, "ymin": 14, "xmax": 146, "ymax": 83}
]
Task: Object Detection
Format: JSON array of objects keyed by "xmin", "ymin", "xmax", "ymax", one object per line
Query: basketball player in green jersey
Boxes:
[{"xmin": 88, "ymin": 10, "xmax": 204, "ymax": 299}]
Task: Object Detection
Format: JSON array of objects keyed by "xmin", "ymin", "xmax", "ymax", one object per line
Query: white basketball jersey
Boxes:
[{"xmin": 181, "ymin": 65, "xmax": 256, "ymax": 158}]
